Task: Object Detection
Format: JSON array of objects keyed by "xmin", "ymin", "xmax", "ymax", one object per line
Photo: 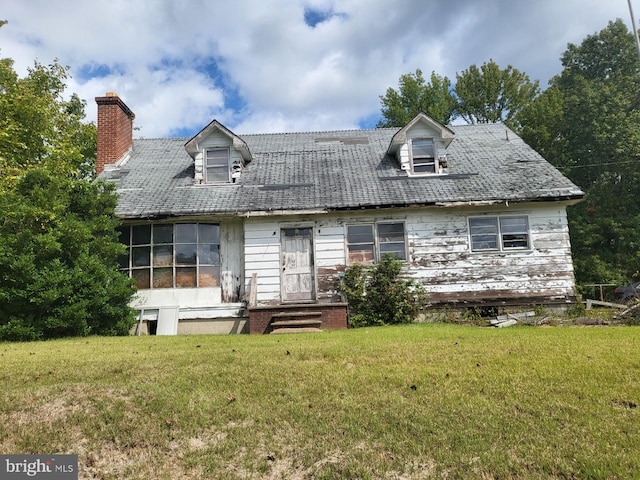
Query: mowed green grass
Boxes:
[{"xmin": 0, "ymin": 324, "xmax": 638, "ymax": 479}]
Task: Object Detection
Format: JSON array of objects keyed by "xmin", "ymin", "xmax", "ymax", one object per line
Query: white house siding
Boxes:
[
  {"xmin": 244, "ymin": 203, "xmax": 576, "ymax": 307},
  {"xmin": 314, "ymin": 219, "xmax": 348, "ymax": 302},
  {"xmin": 244, "ymin": 219, "xmax": 282, "ymax": 304},
  {"xmin": 244, "ymin": 216, "xmax": 347, "ymax": 305},
  {"xmin": 405, "ymin": 203, "xmax": 577, "ymax": 304}
]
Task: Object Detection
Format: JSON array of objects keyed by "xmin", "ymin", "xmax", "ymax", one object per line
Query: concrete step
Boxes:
[
  {"xmin": 271, "ymin": 311, "xmax": 322, "ymax": 318},
  {"xmin": 270, "ymin": 319, "xmax": 322, "ymax": 327},
  {"xmin": 270, "ymin": 327, "xmax": 324, "ymax": 334}
]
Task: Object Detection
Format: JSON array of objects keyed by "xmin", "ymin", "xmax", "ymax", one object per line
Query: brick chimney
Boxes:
[{"xmin": 95, "ymin": 92, "xmax": 135, "ymax": 176}]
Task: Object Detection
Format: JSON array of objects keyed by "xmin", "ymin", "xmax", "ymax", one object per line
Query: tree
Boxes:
[
  {"xmin": 0, "ymin": 169, "xmax": 137, "ymax": 341},
  {"xmin": 518, "ymin": 20, "xmax": 640, "ymax": 286},
  {"xmin": 0, "ymin": 25, "xmax": 136, "ymax": 340},
  {"xmin": 379, "ymin": 61, "xmax": 539, "ymax": 129},
  {"xmin": 455, "ymin": 60, "xmax": 540, "ymax": 129},
  {"xmin": 0, "ymin": 54, "xmax": 97, "ymax": 186},
  {"xmin": 378, "ymin": 69, "xmax": 457, "ymax": 126}
]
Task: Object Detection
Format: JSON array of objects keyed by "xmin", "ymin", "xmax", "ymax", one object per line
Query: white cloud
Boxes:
[{"xmin": 0, "ymin": 0, "xmax": 636, "ymax": 136}]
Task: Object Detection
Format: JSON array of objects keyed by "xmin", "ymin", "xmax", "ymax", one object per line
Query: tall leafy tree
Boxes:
[
  {"xmin": 378, "ymin": 69, "xmax": 457, "ymax": 126},
  {"xmin": 0, "ymin": 56, "xmax": 96, "ymax": 186},
  {"xmin": 0, "ymin": 23, "xmax": 136, "ymax": 339},
  {"xmin": 518, "ymin": 19, "xmax": 640, "ymax": 285},
  {"xmin": 379, "ymin": 61, "xmax": 538, "ymax": 129},
  {"xmin": 455, "ymin": 60, "xmax": 540, "ymax": 129}
]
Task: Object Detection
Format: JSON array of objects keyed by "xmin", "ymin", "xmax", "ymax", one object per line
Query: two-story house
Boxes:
[{"xmin": 96, "ymin": 93, "xmax": 584, "ymax": 335}]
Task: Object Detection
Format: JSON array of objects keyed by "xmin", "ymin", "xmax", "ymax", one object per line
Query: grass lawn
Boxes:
[{"xmin": 0, "ymin": 323, "xmax": 638, "ymax": 479}]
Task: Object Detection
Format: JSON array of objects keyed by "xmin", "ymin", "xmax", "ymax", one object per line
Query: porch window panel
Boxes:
[
  {"xmin": 117, "ymin": 226, "xmax": 130, "ymax": 244},
  {"xmin": 117, "ymin": 247, "xmax": 129, "ymax": 270},
  {"xmin": 198, "ymin": 244, "xmax": 220, "ymax": 265},
  {"xmin": 176, "ymin": 244, "xmax": 197, "ymax": 265},
  {"xmin": 153, "ymin": 267, "xmax": 173, "ymax": 288},
  {"xmin": 132, "ymin": 246, "xmax": 150, "ymax": 267},
  {"xmin": 132, "ymin": 269, "xmax": 150, "ymax": 289},
  {"xmin": 176, "ymin": 267, "xmax": 197, "ymax": 288},
  {"xmin": 132, "ymin": 224, "xmax": 151, "ymax": 245},
  {"xmin": 198, "ymin": 223, "xmax": 220, "ymax": 243},
  {"xmin": 119, "ymin": 222, "xmax": 222, "ymax": 289},
  {"xmin": 471, "ymin": 234, "xmax": 498, "ymax": 251},
  {"xmin": 199, "ymin": 266, "xmax": 220, "ymax": 287},
  {"xmin": 153, "ymin": 224, "xmax": 173, "ymax": 244},
  {"xmin": 153, "ymin": 245, "xmax": 173, "ymax": 266},
  {"xmin": 176, "ymin": 223, "xmax": 197, "ymax": 243}
]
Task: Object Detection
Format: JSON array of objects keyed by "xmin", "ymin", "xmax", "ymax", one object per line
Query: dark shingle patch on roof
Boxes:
[{"xmin": 106, "ymin": 124, "xmax": 583, "ymax": 219}]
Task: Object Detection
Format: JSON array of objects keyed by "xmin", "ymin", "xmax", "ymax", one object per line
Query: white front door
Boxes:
[{"xmin": 280, "ymin": 227, "xmax": 314, "ymax": 302}]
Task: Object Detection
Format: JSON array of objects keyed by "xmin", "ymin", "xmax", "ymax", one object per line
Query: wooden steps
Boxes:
[{"xmin": 269, "ymin": 311, "xmax": 323, "ymax": 334}]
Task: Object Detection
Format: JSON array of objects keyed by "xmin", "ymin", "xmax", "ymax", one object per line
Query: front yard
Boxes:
[{"xmin": 0, "ymin": 323, "xmax": 638, "ymax": 479}]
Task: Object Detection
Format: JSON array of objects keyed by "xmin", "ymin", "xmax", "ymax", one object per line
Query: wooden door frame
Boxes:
[{"xmin": 280, "ymin": 225, "xmax": 316, "ymax": 303}]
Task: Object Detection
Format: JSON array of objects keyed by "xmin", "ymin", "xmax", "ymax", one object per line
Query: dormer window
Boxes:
[
  {"xmin": 206, "ymin": 148, "xmax": 230, "ymax": 183},
  {"xmin": 185, "ymin": 120, "xmax": 252, "ymax": 185},
  {"xmin": 411, "ymin": 138, "xmax": 436, "ymax": 174},
  {"xmin": 386, "ymin": 113, "xmax": 455, "ymax": 176}
]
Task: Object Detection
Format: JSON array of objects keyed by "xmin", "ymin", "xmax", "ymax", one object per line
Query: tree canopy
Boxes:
[
  {"xmin": 378, "ymin": 69, "xmax": 457, "ymax": 126},
  {"xmin": 378, "ymin": 60, "xmax": 539, "ymax": 129},
  {"xmin": 0, "ymin": 26, "xmax": 136, "ymax": 340},
  {"xmin": 455, "ymin": 60, "xmax": 539, "ymax": 128},
  {"xmin": 0, "ymin": 56, "xmax": 97, "ymax": 186},
  {"xmin": 519, "ymin": 19, "xmax": 640, "ymax": 286}
]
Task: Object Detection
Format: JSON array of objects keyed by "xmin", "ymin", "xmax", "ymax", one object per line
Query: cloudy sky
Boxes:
[{"xmin": 1, "ymin": 1, "xmax": 637, "ymax": 137}]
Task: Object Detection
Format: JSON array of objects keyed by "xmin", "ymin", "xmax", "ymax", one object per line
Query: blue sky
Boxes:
[{"xmin": 1, "ymin": 0, "xmax": 637, "ymax": 137}]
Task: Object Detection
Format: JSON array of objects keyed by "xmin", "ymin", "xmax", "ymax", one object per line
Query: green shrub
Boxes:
[
  {"xmin": 339, "ymin": 255, "xmax": 429, "ymax": 327},
  {"xmin": 0, "ymin": 169, "xmax": 137, "ymax": 341}
]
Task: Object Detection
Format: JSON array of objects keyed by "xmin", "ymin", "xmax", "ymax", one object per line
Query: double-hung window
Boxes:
[
  {"xmin": 118, "ymin": 223, "xmax": 221, "ymax": 289},
  {"xmin": 469, "ymin": 216, "xmax": 530, "ymax": 252},
  {"xmin": 410, "ymin": 138, "xmax": 436, "ymax": 174},
  {"xmin": 346, "ymin": 222, "xmax": 406, "ymax": 264},
  {"xmin": 205, "ymin": 148, "xmax": 230, "ymax": 183}
]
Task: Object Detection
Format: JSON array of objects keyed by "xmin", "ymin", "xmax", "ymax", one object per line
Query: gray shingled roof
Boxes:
[{"xmin": 102, "ymin": 123, "xmax": 584, "ymax": 219}]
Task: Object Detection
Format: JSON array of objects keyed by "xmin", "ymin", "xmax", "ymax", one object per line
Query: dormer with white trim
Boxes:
[
  {"xmin": 386, "ymin": 113, "xmax": 455, "ymax": 176},
  {"xmin": 184, "ymin": 120, "xmax": 252, "ymax": 184}
]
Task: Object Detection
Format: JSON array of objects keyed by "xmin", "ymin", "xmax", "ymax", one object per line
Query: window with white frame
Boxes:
[
  {"xmin": 469, "ymin": 216, "xmax": 530, "ymax": 252},
  {"xmin": 205, "ymin": 148, "xmax": 231, "ymax": 183},
  {"xmin": 410, "ymin": 138, "xmax": 437, "ymax": 174},
  {"xmin": 346, "ymin": 222, "xmax": 406, "ymax": 264},
  {"xmin": 117, "ymin": 223, "xmax": 221, "ymax": 289}
]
